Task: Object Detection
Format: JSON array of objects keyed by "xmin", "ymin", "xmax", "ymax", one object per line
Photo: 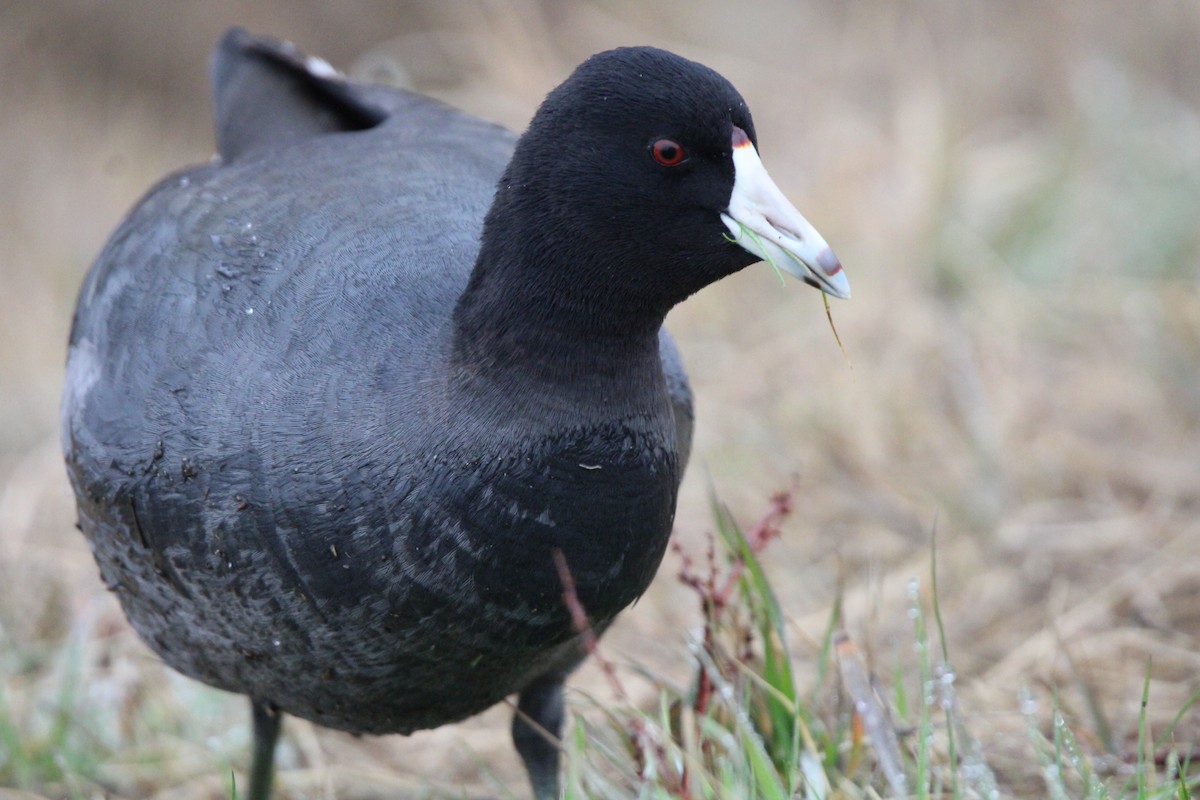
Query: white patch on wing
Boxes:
[
  {"xmin": 305, "ymin": 56, "xmax": 340, "ymax": 80},
  {"xmin": 61, "ymin": 338, "xmax": 101, "ymax": 450}
]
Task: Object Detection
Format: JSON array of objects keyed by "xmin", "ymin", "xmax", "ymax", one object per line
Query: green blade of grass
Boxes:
[
  {"xmin": 1022, "ymin": 690, "xmax": 1070, "ymax": 800},
  {"xmin": 723, "ymin": 226, "xmax": 787, "ymax": 286},
  {"xmin": 1136, "ymin": 661, "xmax": 1151, "ymax": 800},
  {"xmin": 1154, "ymin": 685, "xmax": 1200, "ymax": 754},
  {"xmin": 709, "ymin": 492, "xmax": 798, "ymax": 771}
]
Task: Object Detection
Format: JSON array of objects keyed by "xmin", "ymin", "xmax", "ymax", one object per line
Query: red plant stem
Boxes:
[
  {"xmin": 711, "ymin": 489, "xmax": 793, "ymax": 609},
  {"xmin": 552, "ymin": 547, "xmax": 628, "ymax": 704}
]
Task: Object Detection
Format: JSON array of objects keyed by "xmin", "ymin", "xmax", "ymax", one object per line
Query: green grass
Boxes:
[
  {"xmin": 0, "ymin": 614, "xmax": 253, "ymax": 798},
  {"xmin": 0, "ymin": 629, "xmax": 98, "ymax": 798},
  {"xmin": 556, "ymin": 488, "xmax": 1200, "ymax": 800}
]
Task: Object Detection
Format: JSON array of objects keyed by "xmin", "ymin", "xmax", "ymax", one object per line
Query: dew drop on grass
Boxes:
[{"xmin": 939, "ymin": 668, "xmax": 957, "ymax": 711}]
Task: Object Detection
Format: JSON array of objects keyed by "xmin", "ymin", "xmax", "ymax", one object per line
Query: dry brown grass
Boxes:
[{"xmin": 2, "ymin": 0, "xmax": 1199, "ymax": 797}]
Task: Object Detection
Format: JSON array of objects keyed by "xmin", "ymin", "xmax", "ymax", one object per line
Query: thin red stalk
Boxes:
[
  {"xmin": 552, "ymin": 547, "xmax": 629, "ymax": 704},
  {"xmin": 711, "ymin": 489, "xmax": 793, "ymax": 609}
]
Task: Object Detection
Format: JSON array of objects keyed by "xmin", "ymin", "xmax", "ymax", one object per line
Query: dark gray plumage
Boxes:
[{"xmin": 62, "ymin": 29, "xmax": 844, "ymax": 799}]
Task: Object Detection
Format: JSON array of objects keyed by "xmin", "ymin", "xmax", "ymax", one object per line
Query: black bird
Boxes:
[{"xmin": 61, "ymin": 29, "xmax": 849, "ymax": 800}]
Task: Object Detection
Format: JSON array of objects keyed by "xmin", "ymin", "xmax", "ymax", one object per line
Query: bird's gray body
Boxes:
[{"xmin": 62, "ymin": 35, "xmax": 694, "ymax": 735}]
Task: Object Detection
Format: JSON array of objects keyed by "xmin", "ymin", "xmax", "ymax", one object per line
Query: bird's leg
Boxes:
[
  {"xmin": 512, "ymin": 676, "xmax": 565, "ymax": 800},
  {"xmin": 248, "ymin": 698, "xmax": 282, "ymax": 800}
]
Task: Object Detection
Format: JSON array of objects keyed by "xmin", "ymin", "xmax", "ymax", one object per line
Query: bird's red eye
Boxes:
[{"xmin": 651, "ymin": 139, "xmax": 686, "ymax": 166}]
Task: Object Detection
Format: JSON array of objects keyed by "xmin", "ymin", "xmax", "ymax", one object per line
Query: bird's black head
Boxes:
[{"xmin": 469, "ymin": 46, "xmax": 848, "ymax": 337}]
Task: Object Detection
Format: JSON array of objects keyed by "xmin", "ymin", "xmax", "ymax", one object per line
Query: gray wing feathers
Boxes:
[{"xmin": 657, "ymin": 327, "xmax": 694, "ymax": 475}]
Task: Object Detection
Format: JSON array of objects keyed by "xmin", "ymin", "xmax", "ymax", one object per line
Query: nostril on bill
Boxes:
[{"xmin": 766, "ymin": 215, "xmax": 803, "ymax": 243}]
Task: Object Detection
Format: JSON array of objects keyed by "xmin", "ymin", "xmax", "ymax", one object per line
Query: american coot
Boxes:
[{"xmin": 62, "ymin": 29, "xmax": 849, "ymax": 800}]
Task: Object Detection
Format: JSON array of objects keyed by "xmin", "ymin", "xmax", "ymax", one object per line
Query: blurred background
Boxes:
[{"xmin": 2, "ymin": 1, "xmax": 1199, "ymax": 796}]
